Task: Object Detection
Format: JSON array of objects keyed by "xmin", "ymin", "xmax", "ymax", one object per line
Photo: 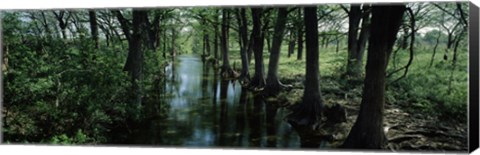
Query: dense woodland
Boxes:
[{"xmin": 1, "ymin": 2, "xmax": 469, "ymax": 151}]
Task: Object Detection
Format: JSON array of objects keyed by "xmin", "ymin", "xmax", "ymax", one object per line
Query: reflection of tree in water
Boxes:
[
  {"xmin": 248, "ymin": 94, "xmax": 263, "ymax": 147},
  {"xmin": 218, "ymin": 79, "xmax": 229, "ymax": 146},
  {"xmin": 201, "ymin": 63, "xmax": 210, "ymax": 97},
  {"xmin": 233, "ymin": 88, "xmax": 249, "ymax": 146},
  {"xmin": 211, "ymin": 67, "xmax": 219, "ymax": 144},
  {"xmin": 265, "ymin": 100, "xmax": 279, "ymax": 148}
]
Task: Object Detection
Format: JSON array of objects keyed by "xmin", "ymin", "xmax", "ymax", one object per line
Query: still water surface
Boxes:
[{"xmin": 123, "ymin": 55, "xmax": 301, "ymax": 148}]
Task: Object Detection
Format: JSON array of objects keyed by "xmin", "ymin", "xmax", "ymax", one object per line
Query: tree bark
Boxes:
[
  {"xmin": 88, "ymin": 10, "xmax": 99, "ymax": 49},
  {"xmin": 220, "ymin": 9, "xmax": 237, "ymax": 79},
  {"xmin": 121, "ymin": 10, "xmax": 149, "ymax": 106},
  {"xmin": 288, "ymin": 6, "xmax": 324, "ymax": 128},
  {"xmin": 355, "ymin": 6, "xmax": 371, "ymax": 74},
  {"xmin": 287, "ymin": 29, "xmax": 296, "ymax": 58},
  {"xmin": 52, "ymin": 11, "xmax": 71, "ymax": 40},
  {"xmin": 296, "ymin": 9, "xmax": 304, "ymax": 60},
  {"xmin": 341, "ymin": 5, "xmax": 405, "ymax": 149},
  {"xmin": 249, "ymin": 8, "xmax": 266, "ymax": 90},
  {"xmin": 214, "ymin": 10, "xmax": 220, "ymax": 67},
  {"xmin": 113, "ymin": 10, "xmax": 131, "ymax": 41},
  {"xmin": 345, "ymin": 5, "xmax": 362, "ymax": 77},
  {"xmin": 265, "ymin": 8, "xmax": 290, "ymax": 95},
  {"xmin": 237, "ymin": 8, "xmax": 251, "ymax": 85},
  {"xmin": 171, "ymin": 27, "xmax": 177, "ymax": 57},
  {"xmin": 429, "ymin": 31, "xmax": 441, "ymax": 68}
]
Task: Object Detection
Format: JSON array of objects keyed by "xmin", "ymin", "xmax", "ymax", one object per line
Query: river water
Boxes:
[{"xmin": 121, "ymin": 55, "xmax": 301, "ymax": 148}]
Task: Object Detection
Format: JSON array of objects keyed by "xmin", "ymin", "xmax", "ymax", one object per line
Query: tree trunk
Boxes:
[
  {"xmin": 288, "ymin": 29, "xmax": 296, "ymax": 58},
  {"xmin": 429, "ymin": 31, "xmax": 442, "ymax": 68},
  {"xmin": 40, "ymin": 12, "xmax": 52, "ymax": 39},
  {"xmin": 247, "ymin": 31, "xmax": 255, "ymax": 64},
  {"xmin": 266, "ymin": 30, "xmax": 272, "ymax": 52},
  {"xmin": 354, "ymin": 5, "xmax": 371, "ymax": 75},
  {"xmin": 214, "ymin": 10, "xmax": 220, "ymax": 67},
  {"xmin": 237, "ymin": 8, "xmax": 251, "ymax": 85},
  {"xmin": 88, "ymin": 10, "xmax": 99, "ymax": 49},
  {"xmin": 288, "ymin": 6, "xmax": 324, "ymax": 128},
  {"xmin": 122, "ymin": 10, "xmax": 149, "ymax": 106},
  {"xmin": 296, "ymin": 9, "xmax": 304, "ymax": 60},
  {"xmin": 171, "ymin": 27, "xmax": 177, "ymax": 57},
  {"xmin": 206, "ymin": 34, "xmax": 211, "ymax": 56},
  {"xmin": 265, "ymin": 8, "xmax": 289, "ymax": 95},
  {"xmin": 249, "ymin": 8, "xmax": 266, "ymax": 90},
  {"xmin": 335, "ymin": 35, "xmax": 340, "ymax": 53},
  {"xmin": 345, "ymin": 5, "xmax": 362, "ymax": 77},
  {"xmin": 163, "ymin": 28, "xmax": 167, "ymax": 58},
  {"xmin": 220, "ymin": 9, "xmax": 237, "ymax": 79},
  {"xmin": 52, "ymin": 11, "xmax": 70, "ymax": 40},
  {"xmin": 341, "ymin": 5, "xmax": 405, "ymax": 149},
  {"xmin": 113, "ymin": 10, "xmax": 131, "ymax": 41},
  {"xmin": 202, "ymin": 25, "xmax": 207, "ymax": 59}
]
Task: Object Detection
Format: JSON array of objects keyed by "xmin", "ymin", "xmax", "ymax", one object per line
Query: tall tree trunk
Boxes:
[
  {"xmin": 265, "ymin": 8, "xmax": 290, "ymax": 95},
  {"xmin": 247, "ymin": 31, "xmax": 255, "ymax": 64},
  {"xmin": 171, "ymin": 27, "xmax": 177, "ymax": 57},
  {"xmin": 206, "ymin": 34, "xmax": 211, "ymax": 56},
  {"xmin": 113, "ymin": 10, "xmax": 131, "ymax": 41},
  {"xmin": 52, "ymin": 11, "xmax": 70, "ymax": 40},
  {"xmin": 162, "ymin": 28, "xmax": 167, "ymax": 58},
  {"xmin": 88, "ymin": 10, "xmax": 99, "ymax": 49},
  {"xmin": 40, "ymin": 12, "xmax": 52, "ymax": 39},
  {"xmin": 341, "ymin": 5, "xmax": 405, "ymax": 149},
  {"xmin": 214, "ymin": 10, "xmax": 220, "ymax": 67},
  {"xmin": 237, "ymin": 8, "xmax": 251, "ymax": 85},
  {"xmin": 354, "ymin": 5, "xmax": 371, "ymax": 75},
  {"xmin": 296, "ymin": 9, "xmax": 304, "ymax": 60},
  {"xmin": 335, "ymin": 35, "xmax": 340, "ymax": 53},
  {"xmin": 220, "ymin": 9, "xmax": 237, "ymax": 78},
  {"xmin": 265, "ymin": 30, "xmax": 272, "ymax": 52},
  {"xmin": 429, "ymin": 31, "xmax": 442, "ymax": 68},
  {"xmin": 345, "ymin": 5, "xmax": 362, "ymax": 77},
  {"xmin": 288, "ymin": 29, "xmax": 296, "ymax": 58},
  {"xmin": 122, "ymin": 10, "xmax": 149, "ymax": 106},
  {"xmin": 249, "ymin": 8, "xmax": 266, "ymax": 90},
  {"xmin": 202, "ymin": 24, "xmax": 207, "ymax": 60},
  {"xmin": 288, "ymin": 6, "xmax": 324, "ymax": 128}
]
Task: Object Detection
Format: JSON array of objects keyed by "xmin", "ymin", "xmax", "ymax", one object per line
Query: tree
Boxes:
[
  {"xmin": 220, "ymin": 9, "xmax": 237, "ymax": 78},
  {"xmin": 296, "ymin": 8, "xmax": 304, "ymax": 60},
  {"xmin": 88, "ymin": 10, "xmax": 99, "ymax": 49},
  {"xmin": 248, "ymin": 8, "xmax": 266, "ymax": 90},
  {"xmin": 342, "ymin": 4, "xmax": 405, "ymax": 149},
  {"xmin": 344, "ymin": 4, "xmax": 371, "ymax": 77},
  {"xmin": 52, "ymin": 10, "xmax": 72, "ymax": 40},
  {"xmin": 288, "ymin": 6, "xmax": 324, "ymax": 128},
  {"xmin": 115, "ymin": 10, "xmax": 149, "ymax": 105},
  {"xmin": 214, "ymin": 9, "xmax": 220, "ymax": 67},
  {"xmin": 236, "ymin": 8, "xmax": 251, "ymax": 85},
  {"xmin": 264, "ymin": 8, "xmax": 290, "ymax": 95}
]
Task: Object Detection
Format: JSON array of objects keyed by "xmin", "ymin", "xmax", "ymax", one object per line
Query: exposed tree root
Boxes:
[
  {"xmin": 248, "ymin": 75, "xmax": 266, "ymax": 91},
  {"xmin": 237, "ymin": 72, "xmax": 251, "ymax": 87},
  {"xmin": 220, "ymin": 67, "xmax": 239, "ymax": 79},
  {"xmin": 263, "ymin": 80, "xmax": 293, "ymax": 96}
]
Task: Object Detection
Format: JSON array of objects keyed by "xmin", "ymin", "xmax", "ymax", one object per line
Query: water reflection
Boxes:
[{"xmin": 122, "ymin": 55, "xmax": 300, "ymax": 148}]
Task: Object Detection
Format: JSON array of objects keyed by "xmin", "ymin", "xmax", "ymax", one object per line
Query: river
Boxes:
[{"xmin": 118, "ymin": 54, "xmax": 301, "ymax": 148}]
